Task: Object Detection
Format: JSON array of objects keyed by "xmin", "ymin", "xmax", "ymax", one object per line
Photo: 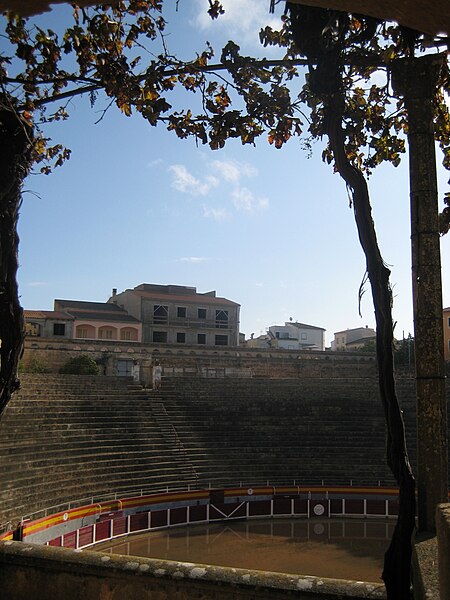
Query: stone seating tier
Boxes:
[{"xmin": 0, "ymin": 374, "xmax": 447, "ymax": 526}]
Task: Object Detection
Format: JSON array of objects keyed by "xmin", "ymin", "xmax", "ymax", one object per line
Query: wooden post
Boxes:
[{"xmin": 392, "ymin": 54, "xmax": 448, "ymax": 532}]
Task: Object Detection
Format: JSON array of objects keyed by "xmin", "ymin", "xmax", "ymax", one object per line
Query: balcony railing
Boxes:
[{"xmin": 151, "ymin": 317, "xmax": 237, "ymax": 330}]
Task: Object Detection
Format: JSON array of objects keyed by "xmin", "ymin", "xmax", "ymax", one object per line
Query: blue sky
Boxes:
[{"xmin": 6, "ymin": 0, "xmax": 450, "ymax": 346}]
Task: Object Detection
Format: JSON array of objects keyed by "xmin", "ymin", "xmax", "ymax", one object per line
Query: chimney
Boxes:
[{"xmin": 112, "ymin": 288, "xmax": 117, "ymax": 297}]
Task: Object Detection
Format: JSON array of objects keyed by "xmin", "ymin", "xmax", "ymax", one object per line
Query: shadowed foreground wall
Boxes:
[
  {"xmin": 0, "ymin": 540, "xmax": 386, "ymax": 600},
  {"xmin": 437, "ymin": 503, "xmax": 450, "ymax": 599}
]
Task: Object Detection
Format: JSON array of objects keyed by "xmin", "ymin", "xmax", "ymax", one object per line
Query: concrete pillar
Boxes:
[{"xmin": 392, "ymin": 54, "xmax": 448, "ymax": 531}]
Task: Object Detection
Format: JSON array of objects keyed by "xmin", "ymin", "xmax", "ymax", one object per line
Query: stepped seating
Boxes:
[
  {"xmin": 0, "ymin": 373, "xmax": 446, "ymax": 529},
  {"xmin": 0, "ymin": 375, "xmax": 198, "ymax": 525},
  {"xmin": 154, "ymin": 377, "xmax": 423, "ymax": 489}
]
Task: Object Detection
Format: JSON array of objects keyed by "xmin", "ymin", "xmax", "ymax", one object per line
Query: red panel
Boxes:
[
  {"xmin": 310, "ymin": 500, "xmax": 329, "ymax": 517},
  {"xmin": 78, "ymin": 526, "xmax": 93, "ymax": 547},
  {"xmin": 95, "ymin": 520, "xmax": 111, "ymax": 542},
  {"xmin": 388, "ymin": 500, "xmax": 399, "ymax": 516},
  {"xmin": 209, "ymin": 502, "xmax": 232, "ymax": 517},
  {"xmin": 63, "ymin": 531, "xmax": 76, "ymax": 548},
  {"xmin": 150, "ymin": 510, "xmax": 167, "ymax": 528},
  {"xmin": 189, "ymin": 505, "xmax": 207, "ymax": 523},
  {"xmin": 330, "ymin": 499, "xmax": 343, "ymax": 514},
  {"xmin": 248, "ymin": 500, "xmax": 271, "ymax": 517},
  {"xmin": 112, "ymin": 516, "xmax": 127, "ymax": 536},
  {"xmin": 48, "ymin": 537, "xmax": 62, "ymax": 547},
  {"xmin": 209, "ymin": 502, "xmax": 246, "ymax": 520},
  {"xmin": 130, "ymin": 512, "xmax": 149, "ymax": 532},
  {"xmin": 273, "ymin": 498, "xmax": 292, "ymax": 515},
  {"xmin": 169, "ymin": 507, "xmax": 187, "ymax": 525},
  {"xmin": 345, "ymin": 499, "xmax": 364, "ymax": 515},
  {"xmin": 293, "ymin": 498, "xmax": 308, "ymax": 515},
  {"xmin": 366, "ymin": 499, "xmax": 386, "ymax": 515}
]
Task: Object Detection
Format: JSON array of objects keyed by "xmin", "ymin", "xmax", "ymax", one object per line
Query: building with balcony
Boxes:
[
  {"xmin": 54, "ymin": 299, "xmax": 142, "ymax": 342},
  {"xmin": 25, "ymin": 301, "xmax": 142, "ymax": 343},
  {"xmin": 108, "ymin": 283, "xmax": 240, "ymax": 347}
]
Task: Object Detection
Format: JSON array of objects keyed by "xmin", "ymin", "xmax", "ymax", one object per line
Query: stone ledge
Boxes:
[
  {"xmin": 437, "ymin": 503, "xmax": 450, "ymax": 600},
  {"xmin": 0, "ymin": 540, "xmax": 386, "ymax": 600},
  {"xmin": 413, "ymin": 532, "xmax": 439, "ymax": 600}
]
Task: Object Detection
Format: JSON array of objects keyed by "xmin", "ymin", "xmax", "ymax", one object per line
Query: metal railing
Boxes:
[{"xmin": 0, "ymin": 477, "xmax": 397, "ymax": 535}]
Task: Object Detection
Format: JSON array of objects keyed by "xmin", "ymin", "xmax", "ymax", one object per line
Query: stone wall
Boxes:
[
  {"xmin": 0, "ymin": 541, "xmax": 386, "ymax": 600},
  {"xmin": 21, "ymin": 337, "xmax": 379, "ymax": 382},
  {"xmin": 437, "ymin": 503, "xmax": 450, "ymax": 600}
]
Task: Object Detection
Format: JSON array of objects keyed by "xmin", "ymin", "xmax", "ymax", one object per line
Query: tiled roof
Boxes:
[
  {"xmin": 128, "ymin": 290, "xmax": 240, "ymax": 307},
  {"xmin": 334, "ymin": 327, "xmax": 375, "ymax": 335},
  {"xmin": 68, "ymin": 310, "xmax": 140, "ymax": 323},
  {"xmin": 55, "ymin": 299, "xmax": 126, "ymax": 312},
  {"xmin": 288, "ymin": 322, "xmax": 325, "ymax": 331},
  {"xmin": 54, "ymin": 299, "xmax": 140, "ymax": 323},
  {"xmin": 346, "ymin": 336, "xmax": 376, "ymax": 346},
  {"xmin": 24, "ymin": 310, "xmax": 73, "ymax": 320}
]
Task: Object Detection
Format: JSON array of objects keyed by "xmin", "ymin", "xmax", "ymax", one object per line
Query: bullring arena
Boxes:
[{"xmin": 0, "ymin": 348, "xmax": 449, "ymax": 599}]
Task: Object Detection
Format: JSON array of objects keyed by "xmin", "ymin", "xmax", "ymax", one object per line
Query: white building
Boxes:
[
  {"xmin": 264, "ymin": 322, "xmax": 325, "ymax": 351},
  {"xmin": 332, "ymin": 326, "xmax": 376, "ymax": 350}
]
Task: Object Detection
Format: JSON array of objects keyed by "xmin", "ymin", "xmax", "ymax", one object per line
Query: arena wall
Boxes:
[
  {"xmin": 1, "ymin": 373, "xmax": 449, "ymax": 528},
  {"xmin": 21, "ymin": 337, "xmax": 380, "ymax": 381},
  {"xmin": 0, "ymin": 540, "xmax": 386, "ymax": 600},
  {"xmin": 0, "ymin": 372, "xmax": 449, "ymax": 599}
]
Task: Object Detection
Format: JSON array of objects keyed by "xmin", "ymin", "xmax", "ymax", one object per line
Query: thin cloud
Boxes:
[
  {"xmin": 193, "ymin": 0, "xmax": 280, "ymax": 42},
  {"xmin": 147, "ymin": 158, "xmax": 163, "ymax": 168},
  {"xmin": 28, "ymin": 281, "xmax": 47, "ymax": 287},
  {"xmin": 202, "ymin": 205, "xmax": 230, "ymax": 221},
  {"xmin": 211, "ymin": 159, "xmax": 257, "ymax": 183},
  {"xmin": 169, "ymin": 164, "xmax": 219, "ymax": 196},
  {"xmin": 180, "ymin": 256, "xmax": 209, "ymax": 263},
  {"xmin": 232, "ymin": 187, "xmax": 269, "ymax": 212}
]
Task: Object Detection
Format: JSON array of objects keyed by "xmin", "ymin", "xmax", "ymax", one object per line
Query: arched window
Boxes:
[
  {"xmin": 120, "ymin": 327, "xmax": 138, "ymax": 341},
  {"xmin": 75, "ymin": 324, "xmax": 95, "ymax": 339},
  {"xmin": 98, "ymin": 326, "xmax": 117, "ymax": 340}
]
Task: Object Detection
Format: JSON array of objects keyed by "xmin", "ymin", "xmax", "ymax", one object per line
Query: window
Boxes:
[
  {"xmin": 25, "ymin": 322, "xmax": 40, "ymax": 337},
  {"xmin": 301, "ymin": 333, "xmax": 307, "ymax": 340},
  {"xmin": 153, "ymin": 305, "xmax": 168, "ymax": 324},
  {"xmin": 99, "ymin": 327, "xmax": 116, "ymax": 340},
  {"xmin": 197, "ymin": 333, "xmax": 206, "ymax": 345},
  {"xmin": 198, "ymin": 308, "xmax": 207, "ymax": 319},
  {"xmin": 177, "ymin": 307, "xmax": 187, "ymax": 318},
  {"xmin": 117, "ymin": 360, "xmax": 133, "ymax": 377},
  {"xmin": 215, "ymin": 334, "xmax": 228, "ymax": 346},
  {"xmin": 75, "ymin": 324, "xmax": 95, "ymax": 339},
  {"xmin": 215, "ymin": 309, "xmax": 228, "ymax": 328},
  {"xmin": 121, "ymin": 328, "xmax": 138, "ymax": 341},
  {"xmin": 53, "ymin": 323, "xmax": 65, "ymax": 336},
  {"xmin": 177, "ymin": 332, "xmax": 186, "ymax": 344},
  {"xmin": 448, "ymin": 317, "xmax": 450, "ymax": 327},
  {"xmin": 153, "ymin": 331, "xmax": 167, "ymax": 343},
  {"xmin": 276, "ymin": 331, "xmax": 288, "ymax": 339}
]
